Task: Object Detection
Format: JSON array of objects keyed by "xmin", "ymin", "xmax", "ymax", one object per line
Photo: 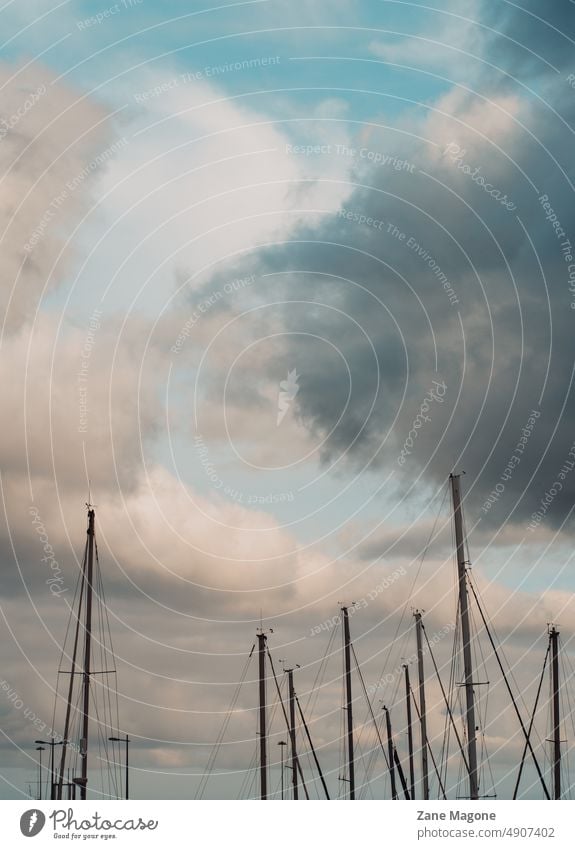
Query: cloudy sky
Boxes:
[{"xmin": 1, "ymin": 0, "xmax": 575, "ymax": 802}]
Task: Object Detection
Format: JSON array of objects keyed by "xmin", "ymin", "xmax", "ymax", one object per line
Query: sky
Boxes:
[{"xmin": 1, "ymin": 0, "xmax": 575, "ymax": 802}]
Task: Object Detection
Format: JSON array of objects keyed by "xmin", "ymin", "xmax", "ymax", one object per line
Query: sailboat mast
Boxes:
[
  {"xmin": 414, "ymin": 611, "xmax": 429, "ymax": 800},
  {"xmin": 383, "ymin": 706, "xmax": 398, "ymax": 800},
  {"xmin": 257, "ymin": 632, "xmax": 268, "ymax": 800},
  {"xmin": 550, "ymin": 626, "xmax": 561, "ymax": 800},
  {"xmin": 287, "ymin": 668, "xmax": 298, "ymax": 800},
  {"xmin": 450, "ymin": 473, "xmax": 479, "ymax": 800},
  {"xmin": 56, "ymin": 534, "xmax": 87, "ymax": 800},
  {"xmin": 404, "ymin": 664, "xmax": 416, "ymax": 801},
  {"xmin": 80, "ymin": 507, "xmax": 95, "ymax": 800},
  {"xmin": 341, "ymin": 606, "xmax": 355, "ymax": 800}
]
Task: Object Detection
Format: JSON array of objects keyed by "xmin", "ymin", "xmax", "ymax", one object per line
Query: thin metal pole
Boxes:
[
  {"xmin": 36, "ymin": 747, "xmax": 44, "ymax": 800},
  {"xmin": 404, "ymin": 665, "xmax": 416, "ymax": 801},
  {"xmin": 393, "ymin": 747, "xmax": 411, "ymax": 799},
  {"xmin": 125, "ymin": 736, "xmax": 130, "ymax": 801},
  {"xmin": 49, "ymin": 741, "xmax": 56, "ymax": 800},
  {"xmin": 513, "ymin": 643, "xmax": 549, "ymax": 799},
  {"xmin": 257, "ymin": 632, "xmax": 268, "ymax": 800},
  {"xmin": 80, "ymin": 508, "xmax": 95, "ymax": 800},
  {"xmin": 57, "ymin": 538, "xmax": 87, "ymax": 800},
  {"xmin": 550, "ymin": 627, "xmax": 561, "ymax": 800},
  {"xmin": 341, "ymin": 606, "xmax": 355, "ymax": 800},
  {"xmin": 468, "ymin": 578, "xmax": 550, "ymax": 800},
  {"xmin": 384, "ymin": 706, "xmax": 398, "ymax": 799},
  {"xmin": 415, "ymin": 611, "xmax": 429, "ymax": 800},
  {"xmin": 450, "ymin": 474, "xmax": 479, "ymax": 800},
  {"xmin": 287, "ymin": 669, "xmax": 298, "ymax": 800},
  {"xmin": 295, "ymin": 694, "xmax": 331, "ymax": 800},
  {"xmin": 278, "ymin": 741, "xmax": 286, "ymax": 799}
]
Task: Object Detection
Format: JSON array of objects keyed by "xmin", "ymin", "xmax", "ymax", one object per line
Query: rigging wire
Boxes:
[
  {"xmin": 305, "ymin": 618, "xmax": 339, "ymax": 717},
  {"xmin": 559, "ymin": 640, "xmax": 572, "ymax": 798},
  {"xmin": 55, "ymin": 550, "xmax": 86, "ymax": 798},
  {"xmin": 467, "ymin": 597, "xmax": 494, "ymax": 798},
  {"xmin": 468, "ymin": 573, "xmax": 547, "ymax": 753},
  {"xmin": 422, "ymin": 620, "xmax": 470, "ymax": 775},
  {"xmin": 513, "ymin": 640, "xmax": 549, "ymax": 799},
  {"xmin": 52, "ymin": 513, "xmax": 122, "ymax": 799},
  {"xmin": 196, "ymin": 647, "xmax": 254, "ymax": 799},
  {"xmin": 372, "ymin": 483, "xmax": 450, "ymax": 703},
  {"xmin": 295, "ymin": 694, "xmax": 330, "ymax": 799},
  {"xmin": 266, "ymin": 650, "xmax": 310, "ymax": 800},
  {"xmin": 467, "ymin": 576, "xmax": 550, "ymax": 800},
  {"xmin": 238, "ymin": 662, "xmax": 283, "ymax": 800},
  {"xmin": 408, "ymin": 683, "xmax": 448, "ymax": 799},
  {"xmin": 351, "ymin": 643, "xmax": 390, "ymax": 772}
]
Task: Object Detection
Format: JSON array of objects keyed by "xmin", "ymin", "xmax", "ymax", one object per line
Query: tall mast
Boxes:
[
  {"xmin": 450, "ymin": 473, "xmax": 479, "ymax": 800},
  {"xmin": 56, "ymin": 534, "xmax": 87, "ymax": 800},
  {"xmin": 80, "ymin": 507, "xmax": 95, "ymax": 800},
  {"xmin": 286, "ymin": 668, "xmax": 298, "ymax": 800},
  {"xmin": 278, "ymin": 741, "xmax": 287, "ymax": 799},
  {"xmin": 404, "ymin": 664, "xmax": 416, "ymax": 801},
  {"xmin": 414, "ymin": 611, "xmax": 429, "ymax": 800},
  {"xmin": 341, "ymin": 606, "xmax": 355, "ymax": 800},
  {"xmin": 383, "ymin": 706, "xmax": 398, "ymax": 800},
  {"xmin": 257, "ymin": 632, "xmax": 268, "ymax": 800},
  {"xmin": 550, "ymin": 626, "xmax": 561, "ymax": 800}
]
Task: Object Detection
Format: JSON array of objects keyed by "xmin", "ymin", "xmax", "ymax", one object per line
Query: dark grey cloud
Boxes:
[
  {"xmin": 482, "ymin": 1, "xmax": 575, "ymax": 80},
  {"xmin": 192, "ymin": 14, "xmax": 575, "ymax": 534}
]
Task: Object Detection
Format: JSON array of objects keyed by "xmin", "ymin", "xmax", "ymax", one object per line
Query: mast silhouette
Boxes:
[
  {"xmin": 404, "ymin": 664, "xmax": 416, "ymax": 801},
  {"xmin": 79, "ymin": 507, "xmax": 95, "ymax": 800},
  {"xmin": 341, "ymin": 606, "xmax": 355, "ymax": 799},
  {"xmin": 383, "ymin": 706, "xmax": 398, "ymax": 800},
  {"xmin": 550, "ymin": 626, "xmax": 561, "ymax": 800},
  {"xmin": 257, "ymin": 631, "xmax": 268, "ymax": 800},
  {"xmin": 414, "ymin": 611, "xmax": 429, "ymax": 800},
  {"xmin": 286, "ymin": 668, "xmax": 298, "ymax": 800},
  {"xmin": 54, "ymin": 506, "xmax": 121, "ymax": 800},
  {"xmin": 450, "ymin": 473, "xmax": 479, "ymax": 800}
]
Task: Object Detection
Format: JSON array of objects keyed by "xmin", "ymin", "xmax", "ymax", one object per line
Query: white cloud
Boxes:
[{"xmin": 0, "ymin": 62, "xmax": 110, "ymax": 331}]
